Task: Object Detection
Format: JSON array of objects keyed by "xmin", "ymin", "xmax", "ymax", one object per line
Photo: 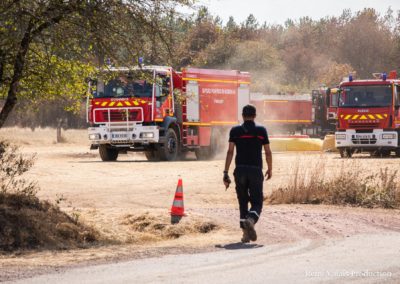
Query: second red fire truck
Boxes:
[
  {"xmin": 87, "ymin": 65, "xmax": 250, "ymax": 161},
  {"xmin": 335, "ymin": 71, "xmax": 400, "ymax": 157}
]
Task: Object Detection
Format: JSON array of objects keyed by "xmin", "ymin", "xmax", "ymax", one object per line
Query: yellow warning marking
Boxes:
[
  {"xmin": 344, "ymin": 114, "xmax": 352, "ymax": 120},
  {"xmin": 133, "ymin": 101, "xmax": 139, "ymax": 106},
  {"xmin": 141, "ymin": 100, "xmax": 146, "ymax": 104},
  {"xmin": 359, "ymin": 115, "xmax": 367, "ymax": 120},
  {"xmin": 352, "ymin": 115, "xmax": 359, "ymax": 119},
  {"xmin": 94, "ymin": 102, "xmax": 100, "ymax": 105},
  {"xmin": 116, "ymin": 102, "xmax": 123, "ymax": 107},
  {"xmin": 182, "ymin": 77, "xmax": 250, "ymax": 84},
  {"xmin": 264, "ymin": 119, "xmax": 312, "ymax": 123},
  {"xmin": 376, "ymin": 114, "xmax": 383, "ymax": 119},
  {"xmin": 125, "ymin": 101, "xmax": 131, "ymax": 106},
  {"xmin": 109, "ymin": 102, "xmax": 116, "ymax": 107},
  {"xmin": 384, "ymin": 114, "xmax": 388, "ymax": 118},
  {"xmin": 368, "ymin": 114, "xmax": 375, "ymax": 119},
  {"xmin": 183, "ymin": 122, "xmax": 212, "ymax": 126},
  {"xmin": 210, "ymin": 121, "xmax": 237, "ymax": 125},
  {"xmin": 101, "ymin": 102, "xmax": 108, "ymax": 107},
  {"xmin": 340, "ymin": 114, "xmax": 344, "ymax": 118}
]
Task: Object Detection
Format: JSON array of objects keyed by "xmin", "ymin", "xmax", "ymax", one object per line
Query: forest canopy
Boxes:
[{"xmin": 1, "ymin": 2, "xmax": 400, "ymax": 128}]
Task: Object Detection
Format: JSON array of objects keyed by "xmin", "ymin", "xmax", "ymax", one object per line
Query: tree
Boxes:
[{"xmin": 0, "ymin": 0, "xmax": 192, "ymax": 128}]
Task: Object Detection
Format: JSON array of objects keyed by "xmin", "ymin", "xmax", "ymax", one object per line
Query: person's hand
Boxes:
[
  {"xmin": 265, "ymin": 169, "xmax": 272, "ymax": 180},
  {"xmin": 223, "ymin": 171, "xmax": 231, "ymax": 189}
]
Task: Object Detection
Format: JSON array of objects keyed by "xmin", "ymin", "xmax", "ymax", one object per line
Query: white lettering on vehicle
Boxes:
[
  {"xmin": 202, "ymin": 88, "xmax": 235, "ymax": 95},
  {"xmin": 357, "ymin": 109, "xmax": 369, "ymax": 113}
]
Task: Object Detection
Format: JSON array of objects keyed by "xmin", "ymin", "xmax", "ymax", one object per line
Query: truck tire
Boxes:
[
  {"xmin": 158, "ymin": 128, "xmax": 179, "ymax": 161},
  {"xmin": 99, "ymin": 145, "xmax": 119, "ymax": 161},
  {"xmin": 145, "ymin": 150, "xmax": 160, "ymax": 161},
  {"xmin": 339, "ymin": 148, "xmax": 353, "ymax": 158},
  {"xmin": 195, "ymin": 146, "xmax": 214, "ymax": 160},
  {"xmin": 194, "ymin": 128, "xmax": 224, "ymax": 160}
]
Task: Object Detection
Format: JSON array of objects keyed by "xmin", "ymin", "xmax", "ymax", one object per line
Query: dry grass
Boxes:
[
  {"xmin": 0, "ymin": 140, "xmax": 100, "ymax": 251},
  {"xmin": 268, "ymin": 158, "xmax": 400, "ymax": 209},
  {"xmin": 0, "ymin": 127, "xmax": 88, "ymax": 146},
  {"xmin": 121, "ymin": 212, "xmax": 218, "ymax": 244}
]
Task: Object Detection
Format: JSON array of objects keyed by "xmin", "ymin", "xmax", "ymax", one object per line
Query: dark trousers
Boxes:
[{"xmin": 233, "ymin": 166, "xmax": 264, "ymax": 228}]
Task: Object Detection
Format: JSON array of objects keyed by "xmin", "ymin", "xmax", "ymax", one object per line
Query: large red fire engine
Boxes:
[
  {"xmin": 87, "ymin": 66, "xmax": 250, "ymax": 161},
  {"xmin": 335, "ymin": 71, "xmax": 400, "ymax": 157},
  {"xmin": 250, "ymin": 88, "xmax": 337, "ymax": 137}
]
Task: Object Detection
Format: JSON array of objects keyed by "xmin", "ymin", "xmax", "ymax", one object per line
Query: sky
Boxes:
[{"xmin": 183, "ymin": 0, "xmax": 400, "ymax": 25}]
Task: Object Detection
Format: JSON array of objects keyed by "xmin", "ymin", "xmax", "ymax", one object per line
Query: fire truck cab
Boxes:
[{"xmin": 335, "ymin": 71, "xmax": 400, "ymax": 157}]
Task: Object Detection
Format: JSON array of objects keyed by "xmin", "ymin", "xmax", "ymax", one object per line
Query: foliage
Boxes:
[
  {"xmin": 0, "ymin": 0, "xmax": 193, "ymax": 127},
  {"xmin": 2, "ymin": 4, "xmax": 400, "ymax": 127},
  {"xmin": 0, "ymin": 140, "xmax": 37, "ymax": 196}
]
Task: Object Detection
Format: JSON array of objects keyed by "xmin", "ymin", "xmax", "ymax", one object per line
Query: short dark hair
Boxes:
[{"xmin": 242, "ymin": 104, "xmax": 256, "ymax": 117}]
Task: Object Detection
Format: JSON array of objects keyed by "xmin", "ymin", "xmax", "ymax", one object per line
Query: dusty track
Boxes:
[{"xmin": 1, "ymin": 128, "xmax": 400, "ymax": 282}]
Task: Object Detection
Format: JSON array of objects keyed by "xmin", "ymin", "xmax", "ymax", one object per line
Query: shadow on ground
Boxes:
[{"xmin": 215, "ymin": 242, "xmax": 264, "ymax": 250}]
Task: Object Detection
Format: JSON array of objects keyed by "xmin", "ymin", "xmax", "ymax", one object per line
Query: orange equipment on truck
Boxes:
[
  {"xmin": 335, "ymin": 71, "xmax": 400, "ymax": 158},
  {"xmin": 87, "ymin": 65, "xmax": 250, "ymax": 161}
]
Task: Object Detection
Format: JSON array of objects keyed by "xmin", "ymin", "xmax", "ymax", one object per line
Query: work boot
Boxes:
[
  {"xmin": 243, "ymin": 217, "xmax": 257, "ymax": 241},
  {"xmin": 241, "ymin": 228, "xmax": 250, "ymax": 243}
]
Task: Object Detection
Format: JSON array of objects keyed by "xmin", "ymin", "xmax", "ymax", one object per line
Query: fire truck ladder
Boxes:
[{"xmin": 181, "ymin": 99, "xmax": 189, "ymax": 146}]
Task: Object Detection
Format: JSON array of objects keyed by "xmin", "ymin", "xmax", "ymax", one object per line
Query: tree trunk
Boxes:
[
  {"xmin": 56, "ymin": 118, "xmax": 62, "ymax": 143},
  {"xmin": 0, "ymin": 22, "xmax": 34, "ymax": 128}
]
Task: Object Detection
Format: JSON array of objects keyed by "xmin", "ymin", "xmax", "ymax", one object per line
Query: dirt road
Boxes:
[
  {"xmin": 1, "ymin": 128, "xmax": 400, "ymax": 282},
  {"xmin": 7, "ymin": 233, "xmax": 400, "ymax": 284}
]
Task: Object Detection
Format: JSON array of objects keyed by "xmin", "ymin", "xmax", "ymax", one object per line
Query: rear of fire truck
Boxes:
[
  {"xmin": 182, "ymin": 68, "xmax": 250, "ymax": 160},
  {"xmin": 335, "ymin": 72, "xmax": 400, "ymax": 157},
  {"xmin": 87, "ymin": 66, "xmax": 182, "ymax": 161}
]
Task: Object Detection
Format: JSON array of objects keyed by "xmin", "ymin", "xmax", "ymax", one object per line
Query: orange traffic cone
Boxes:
[{"xmin": 170, "ymin": 179, "xmax": 185, "ymax": 224}]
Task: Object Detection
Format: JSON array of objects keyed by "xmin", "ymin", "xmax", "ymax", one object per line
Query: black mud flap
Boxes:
[{"xmin": 90, "ymin": 144, "xmax": 99, "ymax": 150}]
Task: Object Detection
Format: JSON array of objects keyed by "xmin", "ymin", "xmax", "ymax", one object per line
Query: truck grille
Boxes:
[
  {"xmin": 348, "ymin": 122, "xmax": 379, "ymax": 129},
  {"xmin": 102, "ymin": 110, "xmax": 140, "ymax": 122},
  {"xmin": 351, "ymin": 138, "xmax": 377, "ymax": 145}
]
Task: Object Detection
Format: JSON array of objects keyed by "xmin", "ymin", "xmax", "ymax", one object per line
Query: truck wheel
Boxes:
[
  {"xmin": 339, "ymin": 148, "xmax": 353, "ymax": 158},
  {"xmin": 195, "ymin": 146, "xmax": 214, "ymax": 160},
  {"xmin": 145, "ymin": 151, "xmax": 160, "ymax": 161},
  {"xmin": 158, "ymin": 128, "xmax": 179, "ymax": 161},
  {"xmin": 379, "ymin": 150, "xmax": 391, "ymax": 157},
  {"xmin": 99, "ymin": 145, "xmax": 119, "ymax": 161}
]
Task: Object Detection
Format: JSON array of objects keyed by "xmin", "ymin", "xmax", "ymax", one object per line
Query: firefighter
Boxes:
[{"xmin": 223, "ymin": 104, "xmax": 272, "ymax": 243}]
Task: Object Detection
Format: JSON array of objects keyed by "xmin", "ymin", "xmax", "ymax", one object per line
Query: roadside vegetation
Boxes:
[
  {"xmin": 0, "ymin": 140, "xmax": 100, "ymax": 251},
  {"xmin": 268, "ymin": 159, "xmax": 400, "ymax": 209},
  {"xmin": 2, "ymin": 3, "xmax": 400, "ymax": 129}
]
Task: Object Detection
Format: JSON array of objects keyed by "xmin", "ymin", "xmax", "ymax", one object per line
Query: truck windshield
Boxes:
[
  {"xmin": 94, "ymin": 72, "xmax": 153, "ymax": 98},
  {"xmin": 339, "ymin": 85, "xmax": 392, "ymax": 107}
]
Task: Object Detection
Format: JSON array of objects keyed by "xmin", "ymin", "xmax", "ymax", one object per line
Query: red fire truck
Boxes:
[
  {"xmin": 87, "ymin": 66, "xmax": 250, "ymax": 161},
  {"xmin": 250, "ymin": 88, "xmax": 337, "ymax": 137},
  {"xmin": 335, "ymin": 71, "xmax": 400, "ymax": 157}
]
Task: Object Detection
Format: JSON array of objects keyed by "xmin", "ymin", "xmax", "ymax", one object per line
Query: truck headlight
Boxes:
[
  {"xmin": 140, "ymin": 132, "xmax": 154, "ymax": 139},
  {"xmin": 382, "ymin": 133, "xmax": 396, "ymax": 139},
  {"xmin": 89, "ymin": 133, "xmax": 101, "ymax": 140},
  {"xmin": 335, "ymin": 134, "xmax": 346, "ymax": 140}
]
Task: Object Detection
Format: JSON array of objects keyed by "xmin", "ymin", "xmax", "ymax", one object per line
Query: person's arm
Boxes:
[
  {"xmin": 264, "ymin": 143, "xmax": 272, "ymax": 180},
  {"xmin": 223, "ymin": 142, "xmax": 235, "ymax": 188}
]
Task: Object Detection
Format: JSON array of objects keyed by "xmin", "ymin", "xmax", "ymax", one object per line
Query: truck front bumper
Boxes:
[
  {"xmin": 335, "ymin": 129, "xmax": 398, "ymax": 149},
  {"xmin": 88, "ymin": 125, "xmax": 159, "ymax": 146}
]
